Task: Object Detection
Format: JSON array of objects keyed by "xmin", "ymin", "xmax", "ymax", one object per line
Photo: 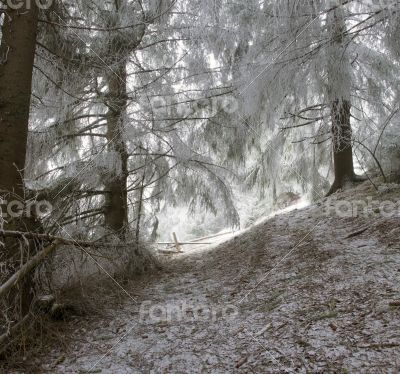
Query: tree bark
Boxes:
[
  {"xmin": 104, "ymin": 64, "xmax": 129, "ymax": 236},
  {"xmin": 135, "ymin": 171, "xmax": 146, "ymax": 254},
  {"xmin": 327, "ymin": 98, "xmax": 355, "ymax": 195},
  {"xmin": 0, "ymin": 4, "xmax": 38, "ymax": 197},
  {"xmin": 326, "ymin": 6, "xmax": 356, "ymax": 195},
  {"xmin": 0, "ymin": 3, "xmax": 39, "ymax": 318},
  {"xmin": 103, "ymin": 1, "xmax": 145, "ymax": 236}
]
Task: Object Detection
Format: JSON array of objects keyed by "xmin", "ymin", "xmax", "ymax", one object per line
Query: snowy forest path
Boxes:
[{"xmin": 38, "ymin": 187, "xmax": 400, "ymax": 373}]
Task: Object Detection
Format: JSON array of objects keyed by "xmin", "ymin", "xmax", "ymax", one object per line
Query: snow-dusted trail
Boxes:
[{"xmin": 38, "ymin": 184, "xmax": 400, "ymax": 373}]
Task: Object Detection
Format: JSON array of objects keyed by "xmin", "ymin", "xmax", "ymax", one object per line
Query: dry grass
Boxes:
[{"xmin": 0, "ymin": 243, "xmax": 161, "ymax": 373}]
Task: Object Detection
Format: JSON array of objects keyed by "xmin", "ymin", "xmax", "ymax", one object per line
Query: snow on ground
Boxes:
[{"xmin": 32, "ymin": 182, "xmax": 400, "ymax": 373}]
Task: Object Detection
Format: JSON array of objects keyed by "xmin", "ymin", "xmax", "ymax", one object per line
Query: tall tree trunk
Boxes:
[
  {"xmin": 0, "ymin": 4, "xmax": 39, "ymax": 317},
  {"xmin": 326, "ymin": 6, "xmax": 355, "ymax": 195},
  {"xmin": 103, "ymin": 0, "xmax": 145, "ymax": 236},
  {"xmin": 328, "ymin": 98, "xmax": 355, "ymax": 195},
  {"xmin": 0, "ymin": 4, "xmax": 38, "ymax": 197},
  {"xmin": 104, "ymin": 64, "xmax": 129, "ymax": 236},
  {"xmin": 135, "ymin": 171, "xmax": 146, "ymax": 254}
]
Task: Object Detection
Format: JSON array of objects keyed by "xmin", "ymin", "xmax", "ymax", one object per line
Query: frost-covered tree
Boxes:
[
  {"xmin": 25, "ymin": 0, "xmax": 240, "ymax": 244},
  {"xmin": 184, "ymin": 0, "xmax": 400, "ymax": 201}
]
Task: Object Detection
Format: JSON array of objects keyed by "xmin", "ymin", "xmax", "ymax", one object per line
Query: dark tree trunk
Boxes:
[
  {"xmin": 0, "ymin": 4, "xmax": 38, "ymax": 197},
  {"xmin": 327, "ymin": 99, "xmax": 355, "ymax": 195},
  {"xmin": 0, "ymin": 4, "xmax": 39, "ymax": 317},
  {"xmin": 103, "ymin": 2, "xmax": 145, "ymax": 236},
  {"xmin": 135, "ymin": 172, "xmax": 146, "ymax": 254},
  {"xmin": 104, "ymin": 64, "xmax": 129, "ymax": 236},
  {"xmin": 326, "ymin": 7, "xmax": 356, "ymax": 196},
  {"xmin": 150, "ymin": 216, "xmax": 159, "ymax": 242}
]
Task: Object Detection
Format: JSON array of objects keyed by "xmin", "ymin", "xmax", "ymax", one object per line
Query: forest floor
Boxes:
[{"xmin": 9, "ymin": 181, "xmax": 400, "ymax": 373}]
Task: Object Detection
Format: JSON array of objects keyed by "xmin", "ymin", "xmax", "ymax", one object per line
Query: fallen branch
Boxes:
[
  {"xmin": 0, "ymin": 230, "xmax": 100, "ymax": 247},
  {"xmin": 389, "ymin": 300, "xmax": 400, "ymax": 307},
  {"xmin": 0, "ymin": 230, "xmax": 144, "ymax": 297},
  {"xmin": 157, "ymin": 249, "xmax": 180, "ymax": 254},
  {"xmin": 0, "ymin": 230, "xmax": 138, "ymax": 248},
  {"xmin": 0, "ymin": 241, "xmax": 59, "ymax": 299},
  {"xmin": 235, "ymin": 347, "xmax": 265, "ymax": 369},
  {"xmin": 187, "ymin": 230, "xmax": 232, "ymax": 243},
  {"xmin": 344, "ymin": 227, "xmax": 370, "ymax": 239},
  {"xmin": 235, "ymin": 356, "xmax": 248, "ymax": 369}
]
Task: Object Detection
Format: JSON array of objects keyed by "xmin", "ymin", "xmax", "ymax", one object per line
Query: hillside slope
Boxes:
[{"xmin": 23, "ymin": 182, "xmax": 400, "ymax": 373}]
